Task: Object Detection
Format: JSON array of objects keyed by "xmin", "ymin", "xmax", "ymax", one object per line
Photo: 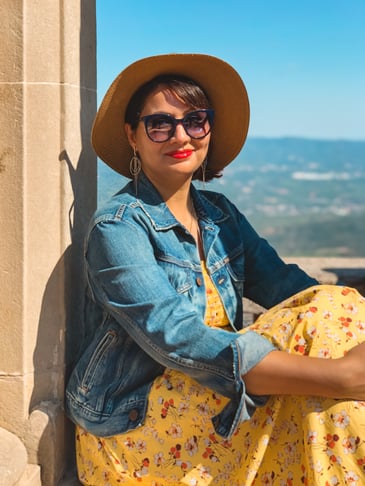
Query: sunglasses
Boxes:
[{"xmin": 139, "ymin": 109, "xmax": 214, "ymax": 143}]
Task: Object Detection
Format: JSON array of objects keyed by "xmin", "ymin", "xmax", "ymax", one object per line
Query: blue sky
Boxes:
[{"xmin": 96, "ymin": 0, "xmax": 365, "ymax": 140}]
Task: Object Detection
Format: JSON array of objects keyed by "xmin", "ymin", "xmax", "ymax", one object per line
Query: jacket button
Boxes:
[
  {"xmin": 128, "ymin": 409, "xmax": 139, "ymax": 421},
  {"xmin": 196, "ymin": 277, "xmax": 203, "ymax": 286}
]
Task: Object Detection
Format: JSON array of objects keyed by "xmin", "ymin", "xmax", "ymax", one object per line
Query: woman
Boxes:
[{"xmin": 66, "ymin": 53, "xmax": 365, "ymax": 485}]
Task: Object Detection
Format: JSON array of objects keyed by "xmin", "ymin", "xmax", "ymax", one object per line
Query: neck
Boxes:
[
  {"xmin": 163, "ymin": 186, "xmax": 203, "ymax": 258},
  {"xmin": 165, "ymin": 191, "xmax": 193, "ymax": 233},
  {"xmin": 143, "ymin": 173, "xmax": 202, "ymax": 255},
  {"xmin": 143, "ymin": 167, "xmax": 193, "ymax": 204},
  {"xmin": 148, "ymin": 176, "xmax": 192, "ymax": 217},
  {"xmin": 153, "ymin": 178, "xmax": 193, "ymax": 228}
]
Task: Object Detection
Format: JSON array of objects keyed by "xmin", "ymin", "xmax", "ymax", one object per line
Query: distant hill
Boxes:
[{"xmin": 98, "ymin": 137, "xmax": 365, "ymax": 257}]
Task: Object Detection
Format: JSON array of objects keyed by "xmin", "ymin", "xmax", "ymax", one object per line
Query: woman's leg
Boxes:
[
  {"xmin": 234, "ymin": 285, "xmax": 365, "ymax": 485},
  {"xmin": 75, "ymin": 285, "xmax": 365, "ymax": 485}
]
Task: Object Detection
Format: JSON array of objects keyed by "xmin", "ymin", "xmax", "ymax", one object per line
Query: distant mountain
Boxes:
[{"xmin": 98, "ymin": 137, "xmax": 365, "ymax": 257}]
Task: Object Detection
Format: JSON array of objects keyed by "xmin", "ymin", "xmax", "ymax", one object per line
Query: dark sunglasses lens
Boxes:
[
  {"xmin": 184, "ymin": 111, "xmax": 212, "ymax": 139},
  {"xmin": 143, "ymin": 110, "xmax": 214, "ymax": 142},
  {"xmin": 145, "ymin": 115, "xmax": 174, "ymax": 142}
]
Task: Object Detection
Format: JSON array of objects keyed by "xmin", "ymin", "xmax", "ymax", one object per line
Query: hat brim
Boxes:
[{"xmin": 92, "ymin": 53, "xmax": 250, "ymax": 178}]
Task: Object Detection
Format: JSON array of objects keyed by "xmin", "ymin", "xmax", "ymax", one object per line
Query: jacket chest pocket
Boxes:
[{"xmin": 157, "ymin": 257, "xmax": 194, "ymax": 295}]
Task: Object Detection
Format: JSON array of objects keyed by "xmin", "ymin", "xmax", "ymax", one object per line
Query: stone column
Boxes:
[{"xmin": 0, "ymin": 1, "xmax": 96, "ymax": 484}]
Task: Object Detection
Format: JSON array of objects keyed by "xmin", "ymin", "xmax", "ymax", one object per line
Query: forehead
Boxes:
[{"xmin": 141, "ymin": 86, "xmax": 191, "ymax": 112}]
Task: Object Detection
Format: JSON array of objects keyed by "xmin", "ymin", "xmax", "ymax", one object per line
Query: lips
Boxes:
[{"xmin": 166, "ymin": 150, "xmax": 193, "ymax": 159}]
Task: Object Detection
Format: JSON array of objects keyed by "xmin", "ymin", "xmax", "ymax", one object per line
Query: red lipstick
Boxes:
[{"xmin": 166, "ymin": 150, "xmax": 193, "ymax": 159}]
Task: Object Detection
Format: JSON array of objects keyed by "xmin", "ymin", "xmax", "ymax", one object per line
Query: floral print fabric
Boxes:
[{"xmin": 76, "ymin": 282, "xmax": 365, "ymax": 485}]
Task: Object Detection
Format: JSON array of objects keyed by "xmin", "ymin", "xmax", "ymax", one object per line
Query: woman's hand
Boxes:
[
  {"xmin": 336, "ymin": 342, "xmax": 365, "ymax": 400},
  {"xmin": 243, "ymin": 342, "xmax": 365, "ymax": 401}
]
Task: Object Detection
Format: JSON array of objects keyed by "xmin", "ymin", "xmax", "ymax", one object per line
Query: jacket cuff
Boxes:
[{"xmin": 212, "ymin": 331, "xmax": 275, "ymax": 438}]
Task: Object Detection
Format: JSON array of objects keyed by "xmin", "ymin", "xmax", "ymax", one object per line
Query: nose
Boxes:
[{"xmin": 171, "ymin": 122, "xmax": 191, "ymax": 142}]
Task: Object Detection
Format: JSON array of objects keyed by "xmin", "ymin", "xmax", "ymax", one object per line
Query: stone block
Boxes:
[
  {"xmin": 15, "ymin": 464, "xmax": 41, "ymax": 486},
  {"xmin": 0, "ymin": 427, "xmax": 27, "ymax": 486}
]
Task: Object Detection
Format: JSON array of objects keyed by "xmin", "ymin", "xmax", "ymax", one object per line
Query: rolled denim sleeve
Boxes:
[{"xmin": 213, "ymin": 331, "xmax": 276, "ymax": 438}]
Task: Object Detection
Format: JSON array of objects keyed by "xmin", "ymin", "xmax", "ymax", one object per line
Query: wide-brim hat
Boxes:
[{"xmin": 92, "ymin": 53, "xmax": 250, "ymax": 178}]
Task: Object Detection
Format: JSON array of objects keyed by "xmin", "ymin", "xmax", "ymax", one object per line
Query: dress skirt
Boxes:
[{"xmin": 75, "ymin": 284, "xmax": 365, "ymax": 485}]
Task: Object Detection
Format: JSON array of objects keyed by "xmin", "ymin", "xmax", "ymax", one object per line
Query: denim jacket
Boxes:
[{"xmin": 65, "ymin": 173, "xmax": 317, "ymax": 439}]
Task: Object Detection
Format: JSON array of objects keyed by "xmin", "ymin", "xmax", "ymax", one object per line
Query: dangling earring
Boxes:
[
  {"xmin": 201, "ymin": 158, "xmax": 207, "ymax": 189},
  {"xmin": 129, "ymin": 147, "xmax": 141, "ymax": 195}
]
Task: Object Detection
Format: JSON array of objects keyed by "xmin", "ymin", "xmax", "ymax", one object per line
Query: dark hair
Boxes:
[{"xmin": 125, "ymin": 74, "xmax": 222, "ymax": 181}]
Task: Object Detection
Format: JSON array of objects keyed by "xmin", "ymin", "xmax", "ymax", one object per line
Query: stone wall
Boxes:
[{"xmin": 0, "ymin": 1, "xmax": 96, "ymax": 484}]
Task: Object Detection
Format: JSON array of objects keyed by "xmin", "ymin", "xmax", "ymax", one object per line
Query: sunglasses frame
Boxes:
[{"xmin": 139, "ymin": 109, "xmax": 215, "ymax": 143}]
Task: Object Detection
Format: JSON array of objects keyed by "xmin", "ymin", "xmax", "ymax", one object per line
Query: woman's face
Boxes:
[{"xmin": 125, "ymin": 86, "xmax": 211, "ymax": 186}]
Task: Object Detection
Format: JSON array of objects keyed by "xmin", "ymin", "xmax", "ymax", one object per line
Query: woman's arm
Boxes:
[
  {"xmin": 86, "ymin": 215, "xmax": 274, "ymax": 400},
  {"xmin": 244, "ymin": 342, "xmax": 365, "ymax": 400}
]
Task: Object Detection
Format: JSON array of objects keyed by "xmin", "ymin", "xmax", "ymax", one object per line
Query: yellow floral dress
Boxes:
[{"xmin": 76, "ymin": 266, "xmax": 365, "ymax": 485}]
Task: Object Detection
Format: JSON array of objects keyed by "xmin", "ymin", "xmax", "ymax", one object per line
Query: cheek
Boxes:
[
  {"xmin": 134, "ymin": 129, "xmax": 150, "ymax": 155},
  {"xmin": 135, "ymin": 137, "xmax": 161, "ymax": 164},
  {"xmin": 199, "ymin": 137, "xmax": 211, "ymax": 157},
  {"xmin": 134, "ymin": 125, "xmax": 146, "ymax": 146}
]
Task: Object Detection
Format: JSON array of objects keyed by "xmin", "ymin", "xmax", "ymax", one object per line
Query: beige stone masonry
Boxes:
[
  {"xmin": 0, "ymin": 1, "xmax": 96, "ymax": 484},
  {"xmin": 0, "ymin": 427, "xmax": 28, "ymax": 485}
]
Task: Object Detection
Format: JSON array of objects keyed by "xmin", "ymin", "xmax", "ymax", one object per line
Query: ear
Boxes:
[{"xmin": 124, "ymin": 124, "xmax": 136, "ymax": 149}]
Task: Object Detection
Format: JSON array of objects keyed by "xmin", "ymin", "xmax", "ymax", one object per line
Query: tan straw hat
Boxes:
[{"xmin": 92, "ymin": 53, "xmax": 250, "ymax": 178}]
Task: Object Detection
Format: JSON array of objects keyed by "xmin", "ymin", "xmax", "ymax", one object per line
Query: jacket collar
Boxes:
[{"xmin": 130, "ymin": 172, "xmax": 228, "ymax": 230}]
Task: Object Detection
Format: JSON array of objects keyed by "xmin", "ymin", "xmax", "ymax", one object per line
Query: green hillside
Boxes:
[
  {"xmin": 98, "ymin": 137, "xmax": 365, "ymax": 257},
  {"xmin": 250, "ymin": 212, "xmax": 365, "ymax": 257}
]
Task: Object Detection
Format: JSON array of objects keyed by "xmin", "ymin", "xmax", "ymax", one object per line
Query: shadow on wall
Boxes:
[{"xmin": 29, "ymin": 1, "xmax": 97, "ymax": 483}]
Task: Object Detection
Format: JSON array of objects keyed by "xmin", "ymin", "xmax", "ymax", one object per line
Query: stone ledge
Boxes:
[
  {"xmin": 287, "ymin": 257, "xmax": 365, "ymax": 295},
  {"xmin": 15, "ymin": 464, "xmax": 41, "ymax": 486},
  {"xmin": 243, "ymin": 257, "xmax": 365, "ymax": 323},
  {"xmin": 0, "ymin": 427, "xmax": 27, "ymax": 486}
]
